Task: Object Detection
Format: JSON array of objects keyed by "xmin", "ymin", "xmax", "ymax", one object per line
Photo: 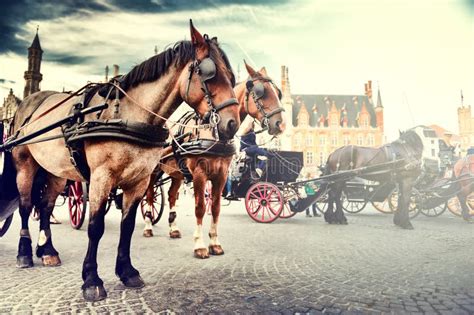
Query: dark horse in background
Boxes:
[{"xmin": 323, "ymin": 129, "xmax": 423, "ymax": 229}]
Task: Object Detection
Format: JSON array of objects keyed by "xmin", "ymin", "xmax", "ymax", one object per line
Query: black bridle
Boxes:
[
  {"xmin": 245, "ymin": 77, "xmax": 284, "ymax": 129},
  {"xmin": 185, "ymin": 44, "xmax": 238, "ymax": 126}
]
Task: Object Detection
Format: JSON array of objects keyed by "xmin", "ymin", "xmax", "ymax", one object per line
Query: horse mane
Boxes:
[{"xmin": 119, "ymin": 39, "xmax": 235, "ymax": 91}]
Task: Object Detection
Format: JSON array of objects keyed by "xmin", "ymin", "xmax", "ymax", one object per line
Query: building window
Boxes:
[
  {"xmin": 331, "ymin": 133, "xmax": 338, "ymax": 146},
  {"xmin": 357, "ymin": 134, "xmax": 364, "ymax": 146},
  {"xmin": 343, "ymin": 135, "xmax": 350, "ymax": 145},
  {"xmin": 319, "ymin": 151, "xmax": 326, "ymax": 166},
  {"xmin": 367, "ymin": 134, "xmax": 375, "ymax": 146},
  {"xmin": 294, "ymin": 134, "xmax": 300, "ymax": 147},
  {"xmin": 319, "ymin": 135, "xmax": 326, "ymax": 146},
  {"xmin": 331, "ymin": 116, "xmax": 338, "ymax": 127},
  {"xmin": 306, "ymin": 151, "xmax": 313, "ymax": 165},
  {"xmin": 306, "ymin": 135, "xmax": 313, "ymax": 146}
]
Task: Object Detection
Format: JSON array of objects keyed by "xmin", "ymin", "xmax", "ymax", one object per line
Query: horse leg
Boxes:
[
  {"xmin": 324, "ymin": 186, "xmax": 335, "ymax": 224},
  {"xmin": 192, "ymin": 173, "xmax": 209, "ymax": 259},
  {"xmin": 333, "ymin": 184, "xmax": 347, "ymax": 225},
  {"xmin": 142, "ymin": 179, "xmax": 155, "ymax": 238},
  {"xmin": 393, "ymin": 180, "xmax": 414, "ymax": 230},
  {"xmin": 115, "ymin": 178, "xmax": 149, "ymax": 288},
  {"xmin": 208, "ymin": 175, "xmax": 226, "ymax": 255},
  {"xmin": 36, "ymin": 174, "xmax": 66, "ymax": 266},
  {"xmin": 457, "ymin": 189, "xmax": 472, "ymax": 222},
  {"xmin": 16, "ymin": 162, "xmax": 39, "ymax": 268},
  {"xmin": 81, "ymin": 169, "xmax": 113, "ymax": 302},
  {"xmin": 168, "ymin": 177, "xmax": 183, "ymax": 239}
]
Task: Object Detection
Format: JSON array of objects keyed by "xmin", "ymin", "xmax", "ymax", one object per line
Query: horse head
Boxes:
[
  {"xmin": 243, "ymin": 61, "xmax": 285, "ymax": 135},
  {"xmin": 399, "ymin": 128, "xmax": 424, "ymax": 158},
  {"xmin": 178, "ymin": 20, "xmax": 240, "ymax": 140}
]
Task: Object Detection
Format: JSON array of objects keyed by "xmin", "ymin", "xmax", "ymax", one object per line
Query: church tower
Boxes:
[
  {"xmin": 280, "ymin": 65, "xmax": 294, "ymax": 150},
  {"xmin": 23, "ymin": 29, "xmax": 43, "ymax": 99},
  {"xmin": 375, "ymin": 87, "xmax": 384, "ymax": 132}
]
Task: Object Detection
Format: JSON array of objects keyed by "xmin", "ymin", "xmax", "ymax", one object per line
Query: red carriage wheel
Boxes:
[
  {"xmin": 280, "ymin": 187, "xmax": 297, "ymax": 219},
  {"xmin": 68, "ymin": 181, "xmax": 88, "ymax": 230},
  {"xmin": 204, "ymin": 181, "xmax": 212, "ymax": 215},
  {"xmin": 0, "ymin": 213, "xmax": 13, "ymax": 237},
  {"xmin": 245, "ymin": 182, "xmax": 284, "ymax": 223},
  {"xmin": 140, "ymin": 184, "xmax": 165, "ymax": 225},
  {"xmin": 280, "ymin": 202, "xmax": 297, "ymax": 219}
]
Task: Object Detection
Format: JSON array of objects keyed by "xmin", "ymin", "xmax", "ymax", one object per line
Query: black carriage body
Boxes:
[
  {"xmin": 231, "ymin": 150, "xmax": 303, "ymax": 199},
  {"xmin": 262, "ymin": 151, "xmax": 304, "ymax": 184}
]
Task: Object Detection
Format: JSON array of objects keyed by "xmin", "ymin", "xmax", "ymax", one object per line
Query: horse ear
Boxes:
[
  {"xmin": 399, "ymin": 129, "xmax": 402, "ymax": 136},
  {"xmin": 244, "ymin": 60, "xmax": 257, "ymax": 77},
  {"xmin": 259, "ymin": 67, "xmax": 268, "ymax": 76},
  {"xmin": 190, "ymin": 19, "xmax": 205, "ymax": 46}
]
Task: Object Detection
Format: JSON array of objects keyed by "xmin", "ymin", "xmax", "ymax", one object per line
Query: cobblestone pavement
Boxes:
[{"xmin": 0, "ymin": 192, "xmax": 473, "ymax": 314}]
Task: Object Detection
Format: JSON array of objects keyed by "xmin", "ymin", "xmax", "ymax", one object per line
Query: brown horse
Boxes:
[
  {"xmin": 3, "ymin": 22, "xmax": 240, "ymax": 301},
  {"xmin": 142, "ymin": 62, "xmax": 285, "ymax": 259},
  {"xmin": 453, "ymin": 154, "xmax": 474, "ymax": 221},
  {"xmin": 323, "ymin": 129, "xmax": 423, "ymax": 229}
]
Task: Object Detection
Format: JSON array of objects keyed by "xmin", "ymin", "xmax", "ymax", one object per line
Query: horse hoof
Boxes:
[
  {"xmin": 83, "ymin": 285, "xmax": 107, "ymax": 302},
  {"xmin": 143, "ymin": 229, "xmax": 153, "ymax": 238},
  {"xmin": 169, "ymin": 230, "xmax": 182, "ymax": 239},
  {"xmin": 122, "ymin": 275, "xmax": 145, "ymax": 288},
  {"xmin": 16, "ymin": 256, "xmax": 34, "ymax": 268},
  {"xmin": 42, "ymin": 255, "xmax": 61, "ymax": 267},
  {"xmin": 208, "ymin": 245, "xmax": 224, "ymax": 256},
  {"xmin": 396, "ymin": 221, "xmax": 414, "ymax": 230},
  {"xmin": 194, "ymin": 248, "xmax": 209, "ymax": 259}
]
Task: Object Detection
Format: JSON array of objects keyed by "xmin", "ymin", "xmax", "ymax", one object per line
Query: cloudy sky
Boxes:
[{"xmin": 0, "ymin": 0, "xmax": 472, "ymax": 140}]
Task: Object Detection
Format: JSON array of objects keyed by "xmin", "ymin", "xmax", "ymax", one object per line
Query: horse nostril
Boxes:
[
  {"xmin": 275, "ymin": 120, "xmax": 285, "ymax": 132},
  {"xmin": 227, "ymin": 119, "xmax": 238, "ymax": 136}
]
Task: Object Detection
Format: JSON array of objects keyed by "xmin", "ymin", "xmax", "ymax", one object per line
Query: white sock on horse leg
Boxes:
[
  {"xmin": 193, "ymin": 224, "xmax": 206, "ymax": 250},
  {"xmin": 209, "ymin": 222, "xmax": 220, "ymax": 246}
]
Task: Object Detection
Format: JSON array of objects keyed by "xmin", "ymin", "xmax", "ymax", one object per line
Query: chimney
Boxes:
[
  {"xmin": 365, "ymin": 80, "xmax": 373, "ymax": 99},
  {"xmin": 113, "ymin": 64, "xmax": 119, "ymax": 77},
  {"xmin": 105, "ymin": 65, "xmax": 109, "ymax": 82}
]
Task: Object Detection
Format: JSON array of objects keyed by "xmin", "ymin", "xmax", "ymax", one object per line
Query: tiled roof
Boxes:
[{"xmin": 291, "ymin": 94, "xmax": 377, "ymax": 128}]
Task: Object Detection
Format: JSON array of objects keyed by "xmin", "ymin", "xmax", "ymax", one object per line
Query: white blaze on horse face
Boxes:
[
  {"xmin": 193, "ymin": 224, "xmax": 206, "ymax": 250},
  {"xmin": 209, "ymin": 221, "xmax": 221, "ymax": 246}
]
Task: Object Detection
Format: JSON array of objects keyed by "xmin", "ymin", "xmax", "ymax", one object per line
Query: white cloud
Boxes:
[{"xmin": 0, "ymin": 0, "xmax": 472, "ymax": 141}]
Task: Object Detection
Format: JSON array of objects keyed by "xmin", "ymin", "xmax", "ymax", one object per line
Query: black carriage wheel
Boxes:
[
  {"xmin": 68, "ymin": 182, "xmax": 88, "ymax": 230},
  {"xmin": 388, "ymin": 189, "xmax": 420, "ymax": 219},
  {"xmin": 314, "ymin": 193, "xmax": 329, "ymax": 214},
  {"xmin": 341, "ymin": 193, "xmax": 367, "ymax": 214},
  {"xmin": 420, "ymin": 202, "xmax": 447, "ymax": 217},
  {"xmin": 140, "ymin": 184, "xmax": 165, "ymax": 225},
  {"xmin": 0, "ymin": 213, "xmax": 13, "ymax": 237}
]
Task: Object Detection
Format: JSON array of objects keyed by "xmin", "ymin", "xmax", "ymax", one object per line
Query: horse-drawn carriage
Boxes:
[
  {"xmin": 220, "ymin": 149, "xmax": 304, "ymax": 223},
  {"xmin": 313, "ymin": 126, "xmax": 474, "ymax": 219}
]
